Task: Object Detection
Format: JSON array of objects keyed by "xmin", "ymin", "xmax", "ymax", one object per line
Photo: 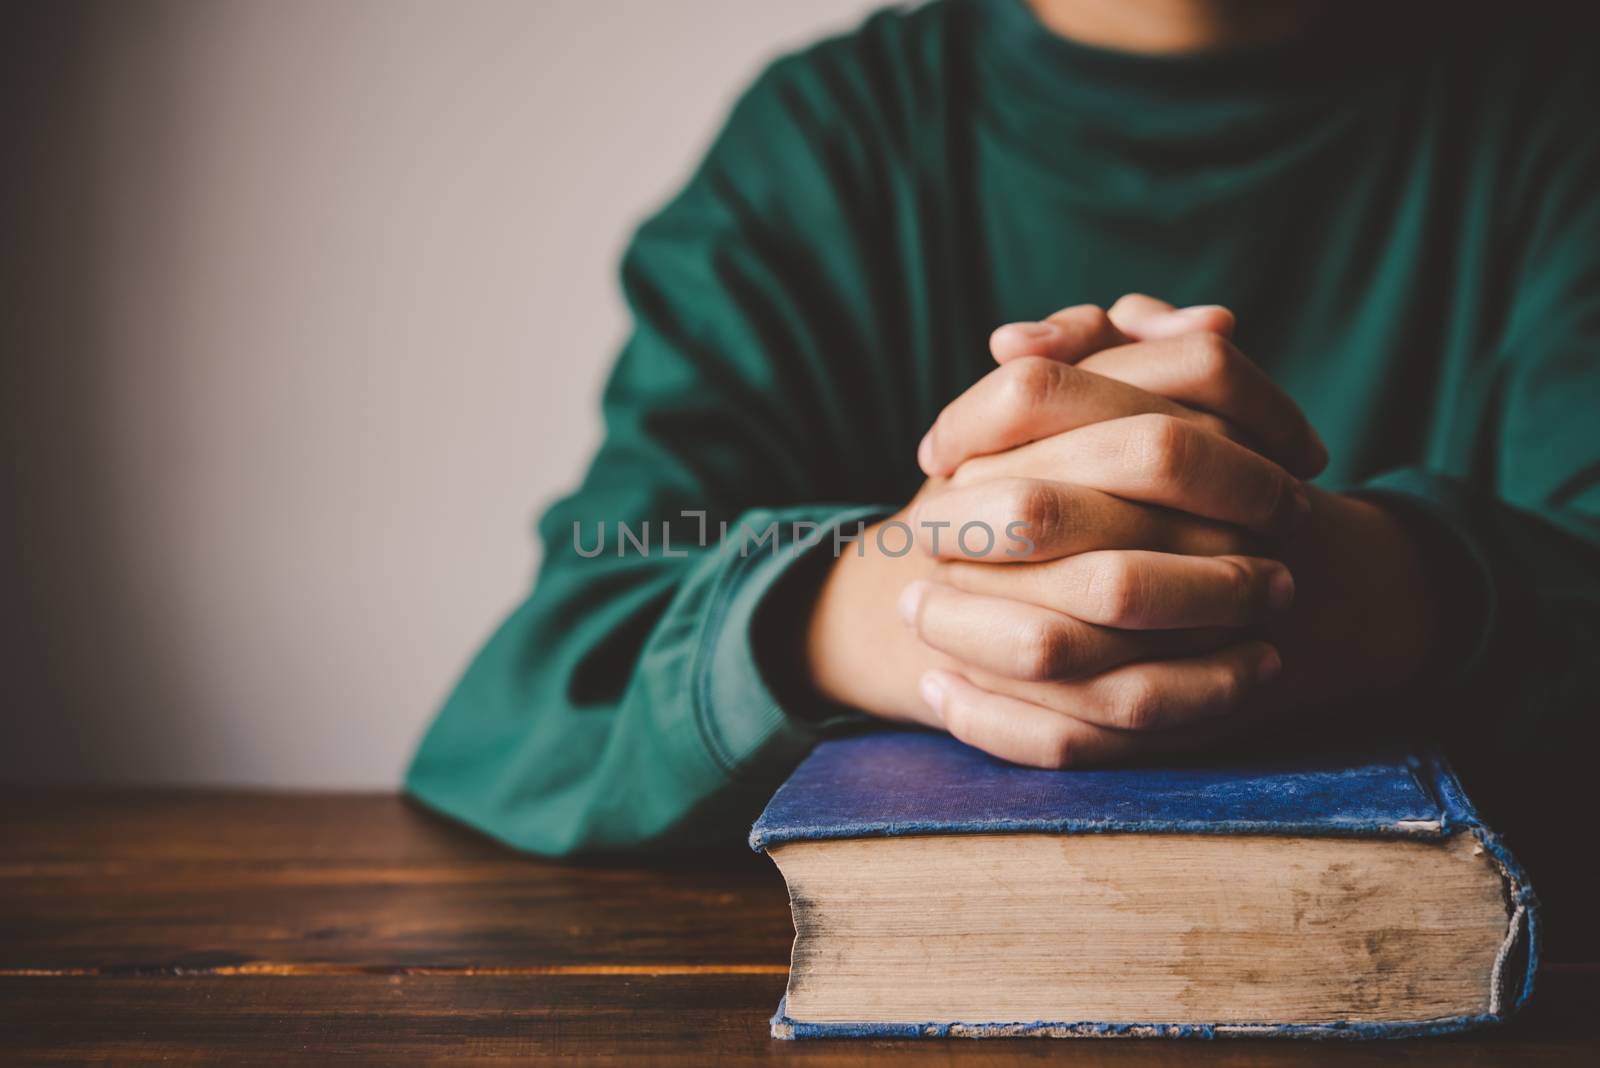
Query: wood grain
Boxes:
[
  {"xmin": 0, "ymin": 791, "xmax": 1593, "ymax": 1065},
  {"xmin": 0, "ymin": 792, "xmax": 792, "ymax": 972},
  {"xmin": 2, "ymin": 972, "xmax": 1598, "ymax": 1066}
]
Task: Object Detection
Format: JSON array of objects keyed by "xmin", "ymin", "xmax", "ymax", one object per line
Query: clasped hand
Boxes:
[{"xmin": 805, "ymin": 295, "xmax": 1444, "ymax": 767}]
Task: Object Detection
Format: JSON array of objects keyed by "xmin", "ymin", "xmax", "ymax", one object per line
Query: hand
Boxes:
[
  {"xmin": 803, "ymin": 299, "xmax": 1318, "ymax": 756},
  {"xmin": 918, "ymin": 296, "xmax": 1327, "ymax": 480},
  {"xmin": 905, "ymin": 295, "xmax": 1451, "ymax": 765},
  {"xmin": 904, "ymin": 490, "xmax": 1445, "ymax": 769},
  {"xmin": 899, "ymin": 298, "xmax": 1318, "ymax": 764}
]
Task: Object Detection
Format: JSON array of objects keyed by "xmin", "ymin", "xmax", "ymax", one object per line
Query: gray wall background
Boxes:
[{"xmin": 1, "ymin": 0, "xmax": 880, "ymax": 785}]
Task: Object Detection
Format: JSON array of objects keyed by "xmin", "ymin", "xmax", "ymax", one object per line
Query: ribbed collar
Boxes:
[{"xmin": 965, "ymin": 0, "xmax": 1412, "ymax": 167}]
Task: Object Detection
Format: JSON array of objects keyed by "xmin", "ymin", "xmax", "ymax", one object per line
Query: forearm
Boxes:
[
  {"xmin": 408, "ymin": 504, "xmax": 882, "ymax": 856},
  {"xmin": 1354, "ymin": 470, "xmax": 1600, "ymax": 750}
]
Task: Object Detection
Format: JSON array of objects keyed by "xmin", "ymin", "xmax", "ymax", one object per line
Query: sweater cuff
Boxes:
[
  {"xmin": 693, "ymin": 505, "xmax": 886, "ymax": 782},
  {"xmin": 1351, "ymin": 468, "xmax": 1498, "ymax": 681}
]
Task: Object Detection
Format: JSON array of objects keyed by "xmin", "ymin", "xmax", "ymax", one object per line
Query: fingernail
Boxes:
[
  {"xmin": 919, "ymin": 671, "xmax": 949, "ymax": 719},
  {"xmin": 916, "ymin": 432, "xmax": 936, "ymax": 474},
  {"xmin": 1254, "ymin": 647, "xmax": 1283, "ymax": 684},
  {"xmin": 1005, "ymin": 321, "xmax": 1057, "ymax": 339},
  {"xmin": 1266, "ymin": 567, "xmax": 1295, "ymax": 614},
  {"xmin": 1172, "ymin": 304, "xmax": 1226, "ymax": 322},
  {"xmin": 898, "ymin": 580, "xmax": 929, "ymax": 627}
]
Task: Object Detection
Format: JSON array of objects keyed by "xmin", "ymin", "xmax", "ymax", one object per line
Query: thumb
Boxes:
[{"xmin": 1108, "ymin": 293, "xmax": 1235, "ymax": 341}]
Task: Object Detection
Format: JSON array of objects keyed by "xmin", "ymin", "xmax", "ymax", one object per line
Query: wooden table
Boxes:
[{"xmin": 0, "ymin": 792, "xmax": 1593, "ymax": 1065}]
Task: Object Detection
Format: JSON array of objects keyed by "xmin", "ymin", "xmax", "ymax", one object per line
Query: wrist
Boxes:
[
  {"xmin": 1284, "ymin": 489, "xmax": 1467, "ymax": 694},
  {"xmin": 1347, "ymin": 491, "xmax": 1487, "ymax": 682},
  {"xmin": 805, "ymin": 510, "xmax": 943, "ymax": 722}
]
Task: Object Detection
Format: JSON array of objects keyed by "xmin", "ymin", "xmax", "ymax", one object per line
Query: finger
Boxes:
[
  {"xmin": 910, "ymin": 477, "xmax": 1254, "ymax": 562},
  {"xmin": 949, "ymin": 413, "xmax": 1310, "ymax": 537},
  {"xmin": 989, "ymin": 304, "xmax": 1131, "ymax": 364},
  {"xmin": 1077, "ymin": 332, "xmax": 1328, "ymax": 477},
  {"xmin": 899, "ymin": 579, "xmax": 1228, "ymax": 682},
  {"xmin": 918, "ymin": 669, "xmax": 1158, "ymax": 769},
  {"xmin": 1107, "ymin": 293, "xmax": 1236, "ymax": 341},
  {"xmin": 1007, "ymin": 297, "xmax": 1323, "ymax": 478},
  {"xmin": 936, "ymin": 551, "xmax": 1295, "ymax": 629},
  {"xmin": 968, "ymin": 640, "xmax": 1283, "ymax": 733},
  {"xmin": 916, "ymin": 356, "xmax": 1241, "ymax": 478}
]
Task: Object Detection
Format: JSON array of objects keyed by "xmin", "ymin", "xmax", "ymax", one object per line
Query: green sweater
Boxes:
[{"xmin": 407, "ymin": 0, "xmax": 1600, "ymax": 855}]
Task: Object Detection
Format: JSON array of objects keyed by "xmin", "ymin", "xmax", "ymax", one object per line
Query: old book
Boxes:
[{"xmin": 750, "ymin": 731, "xmax": 1537, "ymax": 1039}]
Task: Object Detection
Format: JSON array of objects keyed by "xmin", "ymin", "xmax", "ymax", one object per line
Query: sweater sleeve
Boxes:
[
  {"xmin": 405, "ymin": 57, "xmax": 907, "ymax": 855},
  {"xmin": 1354, "ymin": 73, "xmax": 1600, "ymax": 756}
]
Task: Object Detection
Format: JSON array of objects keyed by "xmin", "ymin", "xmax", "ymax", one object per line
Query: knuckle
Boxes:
[
  {"xmin": 1216, "ymin": 659, "xmax": 1254, "ymax": 707},
  {"xmin": 1184, "ymin": 331, "xmax": 1236, "ymax": 382},
  {"xmin": 907, "ymin": 583, "xmax": 938, "ymax": 636},
  {"xmin": 1215, "ymin": 558, "xmax": 1256, "ymax": 615},
  {"xmin": 1006, "ymin": 480, "xmax": 1063, "ymax": 539},
  {"xmin": 940, "ymin": 695, "xmax": 972, "ymax": 743},
  {"xmin": 1112, "ymin": 673, "xmax": 1162, "ymax": 731},
  {"xmin": 1128, "ymin": 413, "xmax": 1193, "ymax": 487},
  {"xmin": 1041, "ymin": 726, "xmax": 1078, "ymax": 769},
  {"xmin": 1087, "ymin": 556, "xmax": 1144, "ymax": 626},
  {"xmin": 1016, "ymin": 619, "xmax": 1071, "ymax": 681},
  {"xmin": 998, "ymin": 356, "xmax": 1059, "ymax": 412}
]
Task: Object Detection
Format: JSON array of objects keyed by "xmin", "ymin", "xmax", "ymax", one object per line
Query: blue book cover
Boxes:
[{"xmin": 751, "ymin": 730, "xmax": 1538, "ymax": 1040}]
